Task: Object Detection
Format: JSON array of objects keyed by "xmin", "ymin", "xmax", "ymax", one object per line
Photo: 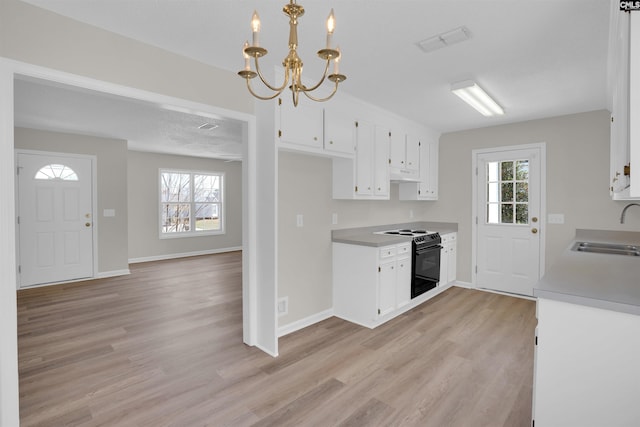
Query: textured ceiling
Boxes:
[{"xmin": 15, "ymin": 0, "xmax": 612, "ymax": 159}]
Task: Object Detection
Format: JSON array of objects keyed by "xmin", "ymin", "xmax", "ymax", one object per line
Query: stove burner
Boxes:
[
  {"xmin": 399, "ymin": 233, "xmax": 414, "ymax": 236},
  {"xmin": 384, "ymin": 231, "xmax": 400, "ymax": 234},
  {"xmin": 412, "ymin": 230, "xmax": 426, "ymax": 234},
  {"xmin": 399, "ymin": 229, "xmax": 412, "ymax": 232}
]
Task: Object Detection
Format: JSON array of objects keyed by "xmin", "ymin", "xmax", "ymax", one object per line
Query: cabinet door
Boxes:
[
  {"xmin": 389, "ymin": 130, "xmax": 406, "ymax": 169},
  {"xmin": 355, "ymin": 120, "xmax": 375, "ymax": 196},
  {"xmin": 418, "ymin": 141, "xmax": 438, "ymax": 200},
  {"xmin": 405, "ymin": 134, "xmax": 420, "ymax": 172},
  {"xmin": 374, "ymin": 126, "xmax": 390, "ymax": 197},
  {"xmin": 278, "ymin": 97, "xmax": 323, "ymax": 148},
  {"xmin": 378, "ymin": 260, "xmax": 396, "ymax": 316},
  {"xmin": 396, "ymin": 256, "xmax": 411, "ymax": 308},
  {"xmin": 324, "ymin": 108, "xmax": 356, "ymax": 156}
]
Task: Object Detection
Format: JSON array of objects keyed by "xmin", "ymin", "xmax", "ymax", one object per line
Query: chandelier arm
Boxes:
[
  {"xmin": 246, "ymin": 78, "xmax": 285, "ymax": 101},
  {"xmin": 302, "ymin": 80, "xmax": 339, "ymax": 103},
  {"xmin": 254, "ymin": 57, "xmax": 290, "ymax": 93},
  {"xmin": 299, "ymin": 60, "xmax": 331, "ymax": 93}
]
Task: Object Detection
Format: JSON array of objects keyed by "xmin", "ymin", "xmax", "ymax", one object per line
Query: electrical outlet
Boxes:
[
  {"xmin": 296, "ymin": 214, "xmax": 303, "ymax": 227},
  {"xmin": 278, "ymin": 297, "xmax": 288, "ymax": 316}
]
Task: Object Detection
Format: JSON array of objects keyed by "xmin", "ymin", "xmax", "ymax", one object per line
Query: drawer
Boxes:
[
  {"xmin": 397, "ymin": 243, "xmax": 411, "ymax": 256},
  {"xmin": 379, "ymin": 246, "xmax": 397, "ymax": 259}
]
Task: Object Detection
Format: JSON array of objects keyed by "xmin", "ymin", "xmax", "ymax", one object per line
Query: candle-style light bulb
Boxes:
[
  {"xmin": 242, "ymin": 41, "xmax": 250, "ymax": 70},
  {"xmin": 251, "ymin": 11, "xmax": 261, "ymax": 46},
  {"xmin": 333, "ymin": 46, "xmax": 341, "ymax": 74},
  {"xmin": 326, "ymin": 9, "xmax": 335, "ymax": 48}
]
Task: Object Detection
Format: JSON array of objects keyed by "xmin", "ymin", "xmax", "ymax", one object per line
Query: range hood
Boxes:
[{"xmin": 390, "ymin": 168, "xmax": 421, "ymax": 183}]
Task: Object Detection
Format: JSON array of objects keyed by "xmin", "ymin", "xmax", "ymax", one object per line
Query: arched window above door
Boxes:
[{"xmin": 34, "ymin": 164, "xmax": 78, "ymax": 181}]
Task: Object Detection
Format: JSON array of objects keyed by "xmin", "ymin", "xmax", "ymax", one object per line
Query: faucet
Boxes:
[{"xmin": 620, "ymin": 203, "xmax": 640, "ymax": 224}]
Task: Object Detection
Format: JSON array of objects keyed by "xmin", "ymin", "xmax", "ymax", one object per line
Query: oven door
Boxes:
[{"xmin": 412, "ymin": 243, "xmax": 442, "ymax": 298}]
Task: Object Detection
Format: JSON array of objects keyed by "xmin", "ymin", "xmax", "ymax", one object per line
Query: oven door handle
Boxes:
[{"xmin": 415, "ymin": 245, "xmax": 443, "ymax": 254}]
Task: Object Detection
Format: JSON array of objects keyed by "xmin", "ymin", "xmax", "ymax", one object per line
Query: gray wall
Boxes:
[
  {"xmin": 277, "ymin": 109, "xmax": 640, "ymax": 328},
  {"xmin": 128, "ymin": 150, "xmax": 242, "ymax": 260},
  {"xmin": 433, "ymin": 109, "xmax": 640, "ymax": 283},
  {"xmin": 15, "ymin": 127, "xmax": 129, "ymax": 274},
  {"xmin": 278, "ymin": 151, "xmax": 434, "ymax": 326}
]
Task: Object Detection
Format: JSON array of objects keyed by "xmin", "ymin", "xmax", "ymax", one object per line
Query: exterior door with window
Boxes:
[
  {"xmin": 17, "ymin": 152, "xmax": 94, "ymax": 288},
  {"xmin": 475, "ymin": 146, "xmax": 543, "ymax": 296}
]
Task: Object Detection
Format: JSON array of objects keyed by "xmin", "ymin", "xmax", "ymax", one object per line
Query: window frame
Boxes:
[{"xmin": 158, "ymin": 168, "xmax": 225, "ymax": 239}]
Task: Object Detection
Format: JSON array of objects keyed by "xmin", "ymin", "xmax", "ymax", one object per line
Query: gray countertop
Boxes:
[
  {"xmin": 331, "ymin": 221, "xmax": 458, "ymax": 247},
  {"xmin": 534, "ymin": 229, "xmax": 640, "ymax": 316}
]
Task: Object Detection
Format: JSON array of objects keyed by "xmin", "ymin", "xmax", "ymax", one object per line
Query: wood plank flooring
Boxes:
[{"xmin": 17, "ymin": 251, "xmax": 537, "ymax": 426}]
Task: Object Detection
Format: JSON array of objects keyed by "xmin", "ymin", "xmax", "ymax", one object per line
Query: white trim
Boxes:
[
  {"xmin": 14, "ymin": 149, "xmax": 98, "ymax": 289},
  {"xmin": 128, "ymin": 246, "xmax": 242, "ymax": 264},
  {"xmin": 95, "ymin": 269, "xmax": 131, "ymax": 279},
  {"xmin": 452, "ymin": 281, "xmax": 474, "ymax": 289},
  {"xmin": 471, "ymin": 142, "xmax": 547, "ymax": 290},
  {"xmin": 278, "ymin": 309, "xmax": 334, "ymax": 337},
  {"xmin": 476, "ymin": 286, "xmax": 537, "ymax": 301}
]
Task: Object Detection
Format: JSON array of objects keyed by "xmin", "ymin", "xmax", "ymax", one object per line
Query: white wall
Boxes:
[{"xmin": 127, "ymin": 150, "xmax": 242, "ymax": 260}]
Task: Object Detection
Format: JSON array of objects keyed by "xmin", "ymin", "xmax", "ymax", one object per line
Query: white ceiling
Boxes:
[{"xmin": 16, "ymin": 0, "xmax": 611, "ymax": 159}]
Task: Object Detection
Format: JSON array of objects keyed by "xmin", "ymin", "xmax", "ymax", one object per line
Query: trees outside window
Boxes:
[{"xmin": 160, "ymin": 170, "xmax": 224, "ymax": 236}]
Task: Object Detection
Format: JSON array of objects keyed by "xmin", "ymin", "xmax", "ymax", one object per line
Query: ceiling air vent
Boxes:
[{"xmin": 416, "ymin": 26, "xmax": 471, "ymax": 53}]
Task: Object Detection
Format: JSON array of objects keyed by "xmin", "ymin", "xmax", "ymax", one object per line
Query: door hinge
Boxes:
[
  {"xmin": 388, "ymin": 158, "xmax": 391, "ymax": 164},
  {"xmin": 278, "ymin": 98, "xmax": 282, "ymax": 106},
  {"xmin": 418, "ymin": 190, "xmax": 421, "ymax": 195},
  {"xmin": 378, "ymin": 266, "xmax": 381, "ymax": 272},
  {"xmin": 278, "ymin": 130, "xmax": 282, "ymax": 138},
  {"xmin": 355, "ymin": 121, "xmax": 359, "ymax": 128},
  {"xmin": 535, "ymin": 336, "xmax": 538, "ymax": 346},
  {"xmin": 377, "ymin": 308, "xmax": 381, "ymax": 315},
  {"xmin": 355, "ymin": 186, "xmax": 358, "ymax": 193}
]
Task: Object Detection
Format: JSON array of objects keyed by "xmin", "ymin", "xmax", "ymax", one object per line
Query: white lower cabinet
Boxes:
[
  {"xmin": 333, "ymin": 242, "xmax": 411, "ymax": 328},
  {"xmin": 533, "ymin": 298, "xmax": 640, "ymax": 426},
  {"xmin": 439, "ymin": 233, "xmax": 457, "ymax": 286}
]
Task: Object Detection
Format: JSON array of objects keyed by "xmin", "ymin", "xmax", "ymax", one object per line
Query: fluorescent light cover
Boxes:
[{"xmin": 451, "ymin": 80, "xmax": 504, "ymax": 116}]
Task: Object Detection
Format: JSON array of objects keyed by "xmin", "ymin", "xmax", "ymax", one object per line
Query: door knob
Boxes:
[
  {"xmin": 531, "ymin": 228, "xmax": 538, "ymax": 234},
  {"xmin": 532, "ymin": 217, "xmax": 538, "ymax": 223},
  {"xmin": 85, "ymin": 222, "xmax": 91, "ymax": 227}
]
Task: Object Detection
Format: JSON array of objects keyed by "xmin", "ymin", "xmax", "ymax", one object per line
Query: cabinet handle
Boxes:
[{"xmin": 313, "ymin": 137, "xmax": 318, "ymax": 141}]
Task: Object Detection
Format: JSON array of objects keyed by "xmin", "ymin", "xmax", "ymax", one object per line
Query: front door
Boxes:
[
  {"xmin": 17, "ymin": 152, "xmax": 94, "ymax": 288},
  {"xmin": 475, "ymin": 145, "xmax": 544, "ymax": 296}
]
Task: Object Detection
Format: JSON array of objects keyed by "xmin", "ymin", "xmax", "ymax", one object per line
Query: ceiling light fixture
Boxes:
[
  {"xmin": 237, "ymin": 1, "xmax": 346, "ymax": 107},
  {"xmin": 417, "ymin": 26, "xmax": 471, "ymax": 54},
  {"xmin": 451, "ymin": 80, "xmax": 504, "ymax": 117}
]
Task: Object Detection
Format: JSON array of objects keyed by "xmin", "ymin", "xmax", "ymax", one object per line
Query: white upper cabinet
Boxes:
[
  {"xmin": 399, "ymin": 137, "xmax": 439, "ymax": 201},
  {"xmin": 332, "ymin": 119, "xmax": 390, "ymax": 200},
  {"xmin": 389, "ymin": 129, "xmax": 406, "ymax": 170},
  {"xmin": 405, "ymin": 134, "xmax": 420, "ymax": 172},
  {"xmin": 324, "ymin": 105, "xmax": 357, "ymax": 156},
  {"xmin": 610, "ymin": 10, "xmax": 640, "ymax": 199},
  {"xmin": 278, "ymin": 97, "xmax": 324, "ymax": 150}
]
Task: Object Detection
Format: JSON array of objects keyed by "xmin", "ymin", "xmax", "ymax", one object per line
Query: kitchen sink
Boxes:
[{"xmin": 571, "ymin": 241, "xmax": 640, "ymax": 257}]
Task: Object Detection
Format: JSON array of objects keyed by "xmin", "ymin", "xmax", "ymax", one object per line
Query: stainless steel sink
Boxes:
[{"xmin": 571, "ymin": 241, "xmax": 640, "ymax": 257}]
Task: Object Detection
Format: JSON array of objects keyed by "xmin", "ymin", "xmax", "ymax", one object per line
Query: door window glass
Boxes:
[
  {"xmin": 486, "ymin": 160, "xmax": 529, "ymax": 224},
  {"xmin": 34, "ymin": 164, "xmax": 78, "ymax": 181}
]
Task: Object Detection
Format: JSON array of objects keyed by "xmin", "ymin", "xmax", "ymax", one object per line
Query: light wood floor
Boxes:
[{"xmin": 18, "ymin": 251, "xmax": 537, "ymax": 426}]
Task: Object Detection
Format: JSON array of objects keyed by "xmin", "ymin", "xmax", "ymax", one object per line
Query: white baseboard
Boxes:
[
  {"xmin": 278, "ymin": 308, "xmax": 334, "ymax": 337},
  {"xmin": 453, "ymin": 280, "xmax": 474, "ymax": 289},
  {"xmin": 96, "ymin": 269, "xmax": 131, "ymax": 279},
  {"xmin": 128, "ymin": 246, "xmax": 242, "ymax": 264}
]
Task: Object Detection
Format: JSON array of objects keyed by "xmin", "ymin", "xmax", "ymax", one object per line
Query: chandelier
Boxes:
[{"xmin": 237, "ymin": 1, "xmax": 346, "ymax": 107}]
